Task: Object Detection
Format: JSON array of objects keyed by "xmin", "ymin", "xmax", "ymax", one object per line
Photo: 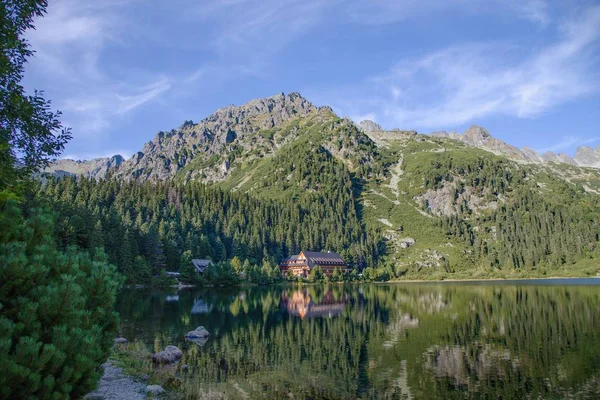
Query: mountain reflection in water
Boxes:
[
  {"xmin": 116, "ymin": 281, "xmax": 600, "ymax": 399},
  {"xmin": 280, "ymin": 288, "xmax": 347, "ymax": 319}
]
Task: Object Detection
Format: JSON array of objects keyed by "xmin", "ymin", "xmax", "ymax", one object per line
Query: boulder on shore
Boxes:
[
  {"xmin": 152, "ymin": 345, "xmax": 182, "ymax": 364},
  {"xmin": 185, "ymin": 326, "xmax": 210, "ymax": 339},
  {"xmin": 145, "ymin": 385, "xmax": 165, "ymax": 396}
]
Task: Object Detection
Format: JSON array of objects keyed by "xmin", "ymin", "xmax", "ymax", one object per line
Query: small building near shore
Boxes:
[
  {"xmin": 192, "ymin": 259, "xmax": 214, "ymax": 274},
  {"xmin": 279, "ymin": 251, "xmax": 349, "ymax": 278}
]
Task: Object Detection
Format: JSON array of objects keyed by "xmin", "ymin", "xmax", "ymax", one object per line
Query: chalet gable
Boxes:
[
  {"xmin": 192, "ymin": 259, "xmax": 214, "ymax": 274},
  {"xmin": 279, "ymin": 250, "xmax": 348, "ymax": 278},
  {"xmin": 299, "ymin": 251, "xmax": 345, "ymax": 266}
]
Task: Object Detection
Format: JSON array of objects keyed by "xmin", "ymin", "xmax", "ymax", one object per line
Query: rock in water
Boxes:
[
  {"xmin": 152, "ymin": 345, "xmax": 183, "ymax": 364},
  {"xmin": 187, "ymin": 337, "xmax": 209, "ymax": 347},
  {"xmin": 185, "ymin": 326, "xmax": 210, "ymax": 338}
]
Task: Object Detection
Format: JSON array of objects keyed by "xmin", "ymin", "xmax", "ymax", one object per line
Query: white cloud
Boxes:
[{"xmin": 350, "ymin": 5, "xmax": 600, "ymax": 129}]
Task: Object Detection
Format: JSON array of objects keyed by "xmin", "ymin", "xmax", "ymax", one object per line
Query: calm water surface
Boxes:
[{"xmin": 117, "ymin": 280, "xmax": 600, "ymax": 399}]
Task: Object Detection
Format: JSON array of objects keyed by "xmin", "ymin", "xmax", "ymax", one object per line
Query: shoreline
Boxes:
[{"xmin": 385, "ymin": 276, "xmax": 600, "ymax": 284}]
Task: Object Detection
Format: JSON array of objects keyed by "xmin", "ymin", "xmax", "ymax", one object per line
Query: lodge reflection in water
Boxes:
[{"xmin": 280, "ymin": 289, "xmax": 348, "ymax": 319}]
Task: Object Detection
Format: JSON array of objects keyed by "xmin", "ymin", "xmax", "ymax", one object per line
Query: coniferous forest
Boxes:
[{"xmin": 41, "ymin": 177, "xmax": 383, "ymax": 284}]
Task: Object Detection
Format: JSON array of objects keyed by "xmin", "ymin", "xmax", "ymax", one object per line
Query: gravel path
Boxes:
[{"xmin": 85, "ymin": 362, "xmax": 146, "ymax": 400}]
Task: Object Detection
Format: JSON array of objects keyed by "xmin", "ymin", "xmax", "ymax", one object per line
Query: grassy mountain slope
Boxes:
[
  {"xmin": 362, "ymin": 131, "xmax": 600, "ymax": 278},
  {"xmin": 44, "ymin": 93, "xmax": 600, "ymax": 279}
]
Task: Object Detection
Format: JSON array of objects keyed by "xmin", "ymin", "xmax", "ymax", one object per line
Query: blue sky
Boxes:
[{"xmin": 23, "ymin": 0, "xmax": 600, "ymax": 160}]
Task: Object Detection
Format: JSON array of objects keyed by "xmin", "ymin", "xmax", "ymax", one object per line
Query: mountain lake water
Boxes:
[{"xmin": 116, "ymin": 279, "xmax": 600, "ymax": 399}]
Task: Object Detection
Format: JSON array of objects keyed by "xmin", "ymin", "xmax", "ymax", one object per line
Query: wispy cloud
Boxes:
[
  {"xmin": 61, "ymin": 149, "xmax": 134, "ymax": 161},
  {"xmin": 201, "ymin": 0, "xmax": 336, "ymax": 58},
  {"xmin": 338, "ymin": 4, "xmax": 600, "ymax": 129},
  {"xmin": 26, "ymin": 0, "xmax": 172, "ymax": 136},
  {"xmin": 345, "ymin": 0, "xmax": 554, "ymax": 26},
  {"xmin": 184, "ymin": 64, "xmax": 264, "ymax": 84},
  {"xmin": 519, "ymin": 0, "xmax": 551, "ymax": 27},
  {"xmin": 350, "ymin": 113, "xmax": 377, "ymax": 123},
  {"xmin": 117, "ymin": 78, "xmax": 172, "ymax": 114},
  {"xmin": 536, "ymin": 136, "xmax": 600, "ymax": 153}
]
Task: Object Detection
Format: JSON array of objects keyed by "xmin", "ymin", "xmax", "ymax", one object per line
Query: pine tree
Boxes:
[
  {"xmin": 180, "ymin": 250, "xmax": 197, "ymax": 284},
  {"xmin": 0, "ymin": 201, "xmax": 123, "ymax": 398}
]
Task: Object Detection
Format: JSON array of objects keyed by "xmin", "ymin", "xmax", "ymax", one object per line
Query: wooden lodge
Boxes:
[{"xmin": 279, "ymin": 251, "xmax": 349, "ymax": 278}]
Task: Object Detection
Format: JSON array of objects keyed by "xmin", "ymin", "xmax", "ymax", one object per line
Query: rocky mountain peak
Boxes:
[
  {"xmin": 464, "ymin": 125, "xmax": 491, "ymax": 145},
  {"xmin": 200, "ymin": 92, "xmax": 317, "ymax": 131},
  {"xmin": 358, "ymin": 120, "xmax": 383, "ymax": 133},
  {"xmin": 574, "ymin": 146, "xmax": 600, "ymax": 167},
  {"xmin": 108, "ymin": 92, "xmax": 326, "ymax": 182}
]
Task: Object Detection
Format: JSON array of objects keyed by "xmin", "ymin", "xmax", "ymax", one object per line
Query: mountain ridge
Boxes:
[
  {"xmin": 42, "ymin": 92, "xmax": 600, "ymax": 279},
  {"xmin": 360, "ymin": 120, "xmax": 596, "ymax": 169},
  {"xmin": 46, "ymin": 93, "xmax": 599, "ymax": 181}
]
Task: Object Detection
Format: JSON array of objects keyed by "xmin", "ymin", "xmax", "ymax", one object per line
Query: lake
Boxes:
[{"xmin": 116, "ymin": 279, "xmax": 600, "ymax": 399}]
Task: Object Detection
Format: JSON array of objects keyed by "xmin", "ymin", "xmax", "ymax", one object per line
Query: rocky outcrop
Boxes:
[
  {"xmin": 358, "ymin": 120, "xmax": 382, "ymax": 133},
  {"xmin": 574, "ymin": 146, "xmax": 600, "ymax": 168},
  {"xmin": 45, "ymin": 155, "xmax": 124, "ymax": 180},
  {"xmin": 415, "ymin": 182, "xmax": 498, "ymax": 217},
  {"xmin": 399, "ymin": 238, "xmax": 416, "ymax": 249},
  {"xmin": 152, "ymin": 345, "xmax": 183, "ymax": 364}
]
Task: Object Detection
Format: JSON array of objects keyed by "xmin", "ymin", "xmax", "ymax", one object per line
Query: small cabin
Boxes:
[
  {"xmin": 279, "ymin": 251, "xmax": 349, "ymax": 278},
  {"xmin": 192, "ymin": 259, "xmax": 214, "ymax": 274}
]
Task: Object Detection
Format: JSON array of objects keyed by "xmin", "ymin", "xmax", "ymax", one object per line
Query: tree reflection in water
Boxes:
[{"xmin": 116, "ymin": 282, "xmax": 600, "ymax": 399}]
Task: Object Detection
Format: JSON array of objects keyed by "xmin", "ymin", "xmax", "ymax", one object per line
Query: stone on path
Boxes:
[
  {"xmin": 145, "ymin": 385, "xmax": 166, "ymax": 396},
  {"xmin": 84, "ymin": 362, "xmax": 145, "ymax": 400}
]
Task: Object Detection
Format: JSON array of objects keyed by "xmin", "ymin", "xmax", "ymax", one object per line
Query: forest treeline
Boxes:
[{"xmin": 41, "ymin": 176, "xmax": 384, "ymax": 283}]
